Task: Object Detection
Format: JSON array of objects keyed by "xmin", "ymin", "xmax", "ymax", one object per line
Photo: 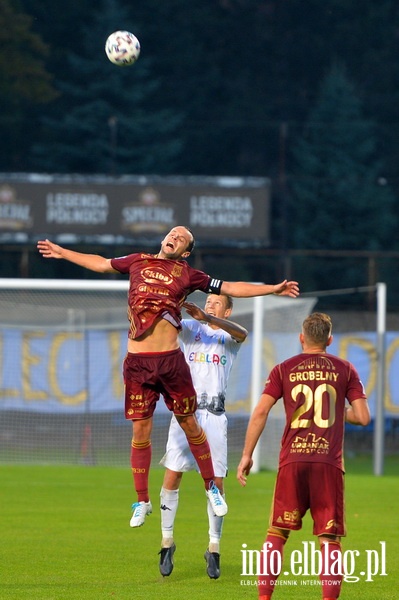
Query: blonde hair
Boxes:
[{"xmin": 302, "ymin": 312, "xmax": 332, "ymax": 345}]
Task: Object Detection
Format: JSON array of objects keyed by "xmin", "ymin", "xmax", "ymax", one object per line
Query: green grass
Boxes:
[{"xmin": 0, "ymin": 458, "xmax": 397, "ymax": 600}]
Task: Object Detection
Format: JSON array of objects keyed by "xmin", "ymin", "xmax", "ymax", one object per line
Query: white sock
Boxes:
[
  {"xmin": 207, "ymin": 494, "xmax": 224, "ymax": 553},
  {"xmin": 160, "ymin": 487, "xmax": 179, "ymax": 545}
]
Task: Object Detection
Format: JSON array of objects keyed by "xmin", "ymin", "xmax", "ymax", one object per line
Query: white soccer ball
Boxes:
[{"xmin": 105, "ymin": 31, "xmax": 140, "ymax": 66}]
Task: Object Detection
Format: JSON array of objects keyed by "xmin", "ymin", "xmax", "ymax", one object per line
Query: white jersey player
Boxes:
[{"xmin": 159, "ymin": 294, "xmax": 248, "ymax": 579}]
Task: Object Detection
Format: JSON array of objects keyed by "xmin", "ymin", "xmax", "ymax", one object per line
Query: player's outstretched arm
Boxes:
[
  {"xmin": 183, "ymin": 301, "xmax": 248, "ymax": 343},
  {"xmin": 37, "ymin": 239, "xmax": 116, "ymax": 273},
  {"xmin": 221, "ymin": 280, "xmax": 299, "ymax": 299}
]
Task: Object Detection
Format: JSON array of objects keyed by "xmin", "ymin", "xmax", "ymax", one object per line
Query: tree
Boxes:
[
  {"xmin": 0, "ymin": 0, "xmax": 58, "ymax": 169},
  {"xmin": 290, "ymin": 63, "xmax": 397, "ymax": 254},
  {"xmin": 31, "ymin": 0, "xmax": 183, "ymax": 174},
  {"xmin": 14, "ymin": 0, "xmax": 399, "ymax": 182}
]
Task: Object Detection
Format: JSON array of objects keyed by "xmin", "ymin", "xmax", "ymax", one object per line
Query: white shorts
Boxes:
[{"xmin": 159, "ymin": 409, "xmax": 228, "ymax": 477}]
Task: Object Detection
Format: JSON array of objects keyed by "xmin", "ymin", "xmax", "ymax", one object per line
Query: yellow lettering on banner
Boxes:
[
  {"xmin": 338, "ymin": 336, "xmax": 376, "ymax": 397},
  {"xmin": 109, "ymin": 332, "xmax": 124, "ymax": 397},
  {"xmin": 386, "ymin": 338, "xmax": 399, "ymax": 414},
  {"xmin": 0, "ymin": 333, "xmax": 19, "ymax": 397},
  {"xmin": 22, "ymin": 332, "xmax": 47, "ymax": 400},
  {"xmin": 49, "ymin": 332, "xmax": 86, "ymax": 406}
]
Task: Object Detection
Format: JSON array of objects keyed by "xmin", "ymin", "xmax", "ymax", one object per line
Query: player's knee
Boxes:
[
  {"xmin": 176, "ymin": 414, "xmax": 200, "ymax": 436},
  {"xmin": 132, "ymin": 417, "xmax": 153, "ymax": 442}
]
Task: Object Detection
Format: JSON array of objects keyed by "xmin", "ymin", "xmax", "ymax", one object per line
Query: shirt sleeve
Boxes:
[
  {"xmin": 187, "ymin": 265, "xmax": 223, "ymax": 294},
  {"xmin": 110, "ymin": 254, "xmax": 135, "ymax": 274},
  {"xmin": 262, "ymin": 364, "xmax": 283, "ymax": 400},
  {"xmin": 346, "ymin": 363, "xmax": 367, "ymax": 404}
]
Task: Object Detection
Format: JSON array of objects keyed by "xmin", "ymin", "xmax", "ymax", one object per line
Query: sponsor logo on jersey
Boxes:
[
  {"xmin": 290, "ymin": 432, "xmax": 330, "ymax": 455},
  {"xmin": 141, "ymin": 268, "xmax": 173, "ymax": 285},
  {"xmin": 188, "ymin": 351, "xmax": 227, "ymax": 365}
]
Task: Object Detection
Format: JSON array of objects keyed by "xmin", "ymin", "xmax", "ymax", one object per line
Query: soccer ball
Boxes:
[{"xmin": 105, "ymin": 31, "xmax": 140, "ymax": 66}]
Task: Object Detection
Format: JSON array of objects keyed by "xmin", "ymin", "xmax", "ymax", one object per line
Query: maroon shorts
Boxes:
[
  {"xmin": 270, "ymin": 462, "xmax": 346, "ymax": 537},
  {"xmin": 123, "ymin": 348, "xmax": 197, "ymax": 420}
]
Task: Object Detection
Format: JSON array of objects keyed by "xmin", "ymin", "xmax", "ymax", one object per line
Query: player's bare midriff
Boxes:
[{"xmin": 127, "ymin": 317, "xmax": 180, "ymax": 354}]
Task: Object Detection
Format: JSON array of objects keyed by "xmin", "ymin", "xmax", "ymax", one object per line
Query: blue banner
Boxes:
[{"xmin": 0, "ymin": 328, "xmax": 398, "ymax": 418}]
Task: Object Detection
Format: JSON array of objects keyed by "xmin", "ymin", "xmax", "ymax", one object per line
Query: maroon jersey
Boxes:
[
  {"xmin": 111, "ymin": 253, "xmax": 221, "ymax": 339},
  {"xmin": 263, "ymin": 353, "xmax": 366, "ymax": 471}
]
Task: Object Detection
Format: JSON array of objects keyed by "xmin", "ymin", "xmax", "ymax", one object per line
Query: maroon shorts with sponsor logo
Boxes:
[
  {"xmin": 270, "ymin": 462, "xmax": 346, "ymax": 537},
  {"xmin": 123, "ymin": 348, "xmax": 197, "ymax": 420}
]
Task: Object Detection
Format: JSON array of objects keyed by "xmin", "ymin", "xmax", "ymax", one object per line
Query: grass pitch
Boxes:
[{"xmin": 0, "ymin": 457, "xmax": 397, "ymax": 600}]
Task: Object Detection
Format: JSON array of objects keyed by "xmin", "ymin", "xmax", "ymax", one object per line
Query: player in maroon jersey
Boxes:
[
  {"xmin": 237, "ymin": 312, "xmax": 370, "ymax": 600},
  {"xmin": 37, "ymin": 226, "xmax": 299, "ymax": 529}
]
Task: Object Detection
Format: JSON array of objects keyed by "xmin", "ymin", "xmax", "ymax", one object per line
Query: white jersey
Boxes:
[
  {"xmin": 179, "ymin": 319, "xmax": 241, "ymax": 414},
  {"xmin": 160, "ymin": 319, "xmax": 242, "ymax": 476}
]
